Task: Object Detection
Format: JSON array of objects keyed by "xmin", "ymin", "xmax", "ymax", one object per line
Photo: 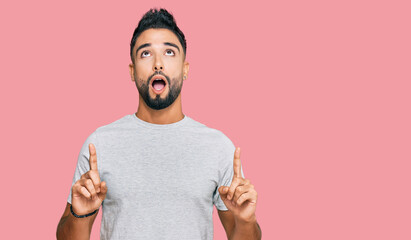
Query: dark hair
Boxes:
[{"xmin": 130, "ymin": 8, "xmax": 187, "ymax": 62}]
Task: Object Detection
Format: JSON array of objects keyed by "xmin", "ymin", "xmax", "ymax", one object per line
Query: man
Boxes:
[{"xmin": 57, "ymin": 8, "xmax": 261, "ymax": 240}]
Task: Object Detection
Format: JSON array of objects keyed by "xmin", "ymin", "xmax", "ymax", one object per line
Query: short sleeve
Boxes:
[
  {"xmin": 213, "ymin": 137, "xmax": 245, "ymax": 211},
  {"xmin": 67, "ymin": 131, "xmax": 98, "ymax": 204}
]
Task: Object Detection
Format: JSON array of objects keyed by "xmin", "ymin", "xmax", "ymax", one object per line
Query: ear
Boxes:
[
  {"xmin": 129, "ymin": 63, "xmax": 135, "ymax": 82},
  {"xmin": 183, "ymin": 61, "xmax": 189, "ymax": 80}
]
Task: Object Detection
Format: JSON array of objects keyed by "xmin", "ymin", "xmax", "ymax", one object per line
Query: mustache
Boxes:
[{"xmin": 148, "ymin": 71, "xmax": 170, "ymax": 86}]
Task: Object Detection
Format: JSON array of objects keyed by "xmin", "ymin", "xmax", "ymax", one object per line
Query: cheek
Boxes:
[
  {"xmin": 165, "ymin": 61, "xmax": 184, "ymax": 76},
  {"xmin": 135, "ymin": 59, "xmax": 152, "ymax": 71},
  {"xmin": 164, "ymin": 56, "xmax": 183, "ymax": 67},
  {"xmin": 134, "ymin": 64, "xmax": 150, "ymax": 81}
]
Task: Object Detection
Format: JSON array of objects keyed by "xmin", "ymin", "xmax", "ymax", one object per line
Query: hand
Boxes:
[
  {"xmin": 218, "ymin": 147, "xmax": 258, "ymax": 223},
  {"xmin": 71, "ymin": 143, "xmax": 108, "ymax": 215}
]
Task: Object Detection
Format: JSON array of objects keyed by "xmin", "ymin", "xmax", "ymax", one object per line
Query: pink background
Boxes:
[{"xmin": 1, "ymin": 0, "xmax": 410, "ymax": 239}]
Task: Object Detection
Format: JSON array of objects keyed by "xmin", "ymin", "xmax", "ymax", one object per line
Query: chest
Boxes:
[{"xmin": 98, "ymin": 143, "xmax": 219, "ymax": 206}]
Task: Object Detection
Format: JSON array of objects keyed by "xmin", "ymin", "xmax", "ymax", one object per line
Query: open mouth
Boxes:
[
  {"xmin": 150, "ymin": 75, "xmax": 167, "ymax": 94},
  {"xmin": 152, "ymin": 79, "xmax": 166, "ymax": 91}
]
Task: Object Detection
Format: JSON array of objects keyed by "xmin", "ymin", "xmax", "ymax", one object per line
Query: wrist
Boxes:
[{"xmin": 70, "ymin": 205, "xmax": 99, "ymax": 218}]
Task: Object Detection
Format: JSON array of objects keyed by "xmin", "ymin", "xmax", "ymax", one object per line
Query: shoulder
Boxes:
[
  {"xmin": 79, "ymin": 114, "xmax": 134, "ymax": 147},
  {"xmin": 95, "ymin": 114, "xmax": 135, "ymax": 133},
  {"xmin": 186, "ymin": 116, "xmax": 234, "ymax": 145},
  {"xmin": 185, "ymin": 116, "xmax": 236, "ymax": 157}
]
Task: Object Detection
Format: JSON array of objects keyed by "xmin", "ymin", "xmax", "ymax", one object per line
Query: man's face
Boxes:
[{"xmin": 129, "ymin": 28, "xmax": 189, "ymax": 110}]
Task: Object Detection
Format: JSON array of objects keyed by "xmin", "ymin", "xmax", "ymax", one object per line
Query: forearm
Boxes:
[
  {"xmin": 56, "ymin": 209, "xmax": 98, "ymax": 240},
  {"xmin": 230, "ymin": 217, "xmax": 262, "ymax": 240}
]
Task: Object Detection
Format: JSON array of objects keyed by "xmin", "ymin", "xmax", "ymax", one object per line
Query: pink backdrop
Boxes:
[{"xmin": 1, "ymin": 0, "xmax": 410, "ymax": 239}]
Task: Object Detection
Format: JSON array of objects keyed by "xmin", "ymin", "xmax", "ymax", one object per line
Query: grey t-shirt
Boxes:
[{"xmin": 67, "ymin": 113, "xmax": 244, "ymax": 240}]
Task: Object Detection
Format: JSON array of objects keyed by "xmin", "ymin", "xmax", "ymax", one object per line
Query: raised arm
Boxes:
[
  {"xmin": 56, "ymin": 143, "xmax": 108, "ymax": 240},
  {"xmin": 217, "ymin": 147, "xmax": 262, "ymax": 240}
]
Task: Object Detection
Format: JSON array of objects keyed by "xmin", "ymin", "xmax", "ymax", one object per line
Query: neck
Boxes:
[{"xmin": 136, "ymin": 94, "xmax": 184, "ymax": 124}]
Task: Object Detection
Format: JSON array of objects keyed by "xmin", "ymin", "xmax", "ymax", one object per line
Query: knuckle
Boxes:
[{"xmin": 232, "ymin": 192, "xmax": 237, "ymax": 198}]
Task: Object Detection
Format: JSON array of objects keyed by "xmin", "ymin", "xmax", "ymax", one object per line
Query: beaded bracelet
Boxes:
[{"xmin": 70, "ymin": 205, "xmax": 99, "ymax": 218}]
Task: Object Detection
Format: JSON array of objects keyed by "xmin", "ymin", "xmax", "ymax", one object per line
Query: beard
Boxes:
[{"xmin": 135, "ymin": 71, "xmax": 183, "ymax": 110}]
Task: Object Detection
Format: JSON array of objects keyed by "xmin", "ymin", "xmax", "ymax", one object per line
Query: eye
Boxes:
[
  {"xmin": 165, "ymin": 49, "xmax": 175, "ymax": 56},
  {"xmin": 141, "ymin": 51, "xmax": 150, "ymax": 58}
]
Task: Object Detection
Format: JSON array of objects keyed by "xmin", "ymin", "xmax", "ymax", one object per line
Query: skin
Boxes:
[
  {"xmin": 129, "ymin": 28, "xmax": 189, "ymax": 124},
  {"xmin": 58, "ymin": 28, "xmax": 261, "ymax": 240}
]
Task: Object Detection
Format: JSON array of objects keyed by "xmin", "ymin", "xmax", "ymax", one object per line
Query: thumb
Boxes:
[
  {"xmin": 98, "ymin": 181, "xmax": 108, "ymax": 200},
  {"xmin": 218, "ymin": 186, "xmax": 229, "ymax": 199}
]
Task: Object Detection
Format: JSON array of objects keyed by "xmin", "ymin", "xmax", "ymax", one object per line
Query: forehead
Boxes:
[{"xmin": 135, "ymin": 28, "xmax": 182, "ymax": 49}]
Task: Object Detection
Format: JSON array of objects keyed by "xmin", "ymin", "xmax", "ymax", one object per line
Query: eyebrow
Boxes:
[{"xmin": 135, "ymin": 42, "xmax": 180, "ymax": 56}]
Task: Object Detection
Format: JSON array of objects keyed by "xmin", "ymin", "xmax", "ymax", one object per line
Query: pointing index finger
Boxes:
[
  {"xmin": 233, "ymin": 147, "xmax": 242, "ymax": 178},
  {"xmin": 89, "ymin": 143, "xmax": 98, "ymax": 171}
]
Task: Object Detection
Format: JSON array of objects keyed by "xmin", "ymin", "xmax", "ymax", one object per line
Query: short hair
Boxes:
[{"xmin": 130, "ymin": 8, "xmax": 187, "ymax": 62}]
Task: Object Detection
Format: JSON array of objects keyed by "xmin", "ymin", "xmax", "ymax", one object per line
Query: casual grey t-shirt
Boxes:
[{"xmin": 67, "ymin": 113, "xmax": 244, "ymax": 240}]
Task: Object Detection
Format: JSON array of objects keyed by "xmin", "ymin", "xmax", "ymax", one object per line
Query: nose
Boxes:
[{"xmin": 153, "ymin": 57, "xmax": 164, "ymax": 71}]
